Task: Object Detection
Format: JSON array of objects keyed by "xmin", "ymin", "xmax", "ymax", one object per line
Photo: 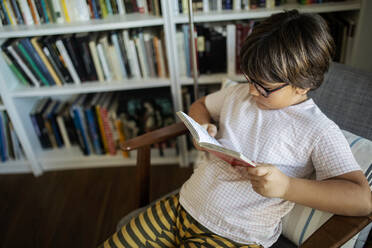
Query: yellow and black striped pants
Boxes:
[{"xmin": 100, "ymin": 194, "xmax": 261, "ymax": 248}]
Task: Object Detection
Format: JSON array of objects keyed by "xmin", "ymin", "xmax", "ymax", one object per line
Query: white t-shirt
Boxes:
[{"xmin": 179, "ymin": 84, "xmax": 361, "ymax": 247}]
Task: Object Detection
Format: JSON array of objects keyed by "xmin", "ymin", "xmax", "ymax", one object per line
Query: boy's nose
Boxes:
[{"xmin": 249, "ymin": 84, "xmax": 260, "ymax": 96}]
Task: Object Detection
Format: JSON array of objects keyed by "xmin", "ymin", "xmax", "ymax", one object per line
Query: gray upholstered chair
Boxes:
[{"xmin": 117, "ymin": 62, "xmax": 372, "ymax": 247}]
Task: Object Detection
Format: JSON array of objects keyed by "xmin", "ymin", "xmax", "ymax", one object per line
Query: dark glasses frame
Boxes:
[{"xmin": 243, "ymin": 73, "xmax": 289, "ymax": 98}]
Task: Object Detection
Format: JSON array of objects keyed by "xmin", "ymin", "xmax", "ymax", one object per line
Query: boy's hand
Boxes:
[
  {"xmin": 245, "ymin": 163, "xmax": 291, "ymax": 198},
  {"xmin": 193, "ymin": 123, "xmax": 218, "ymax": 151},
  {"xmin": 201, "ymin": 123, "xmax": 218, "ymax": 137}
]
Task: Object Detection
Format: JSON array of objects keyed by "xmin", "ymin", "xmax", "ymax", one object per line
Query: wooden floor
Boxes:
[{"xmin": 0, "ymin": 165, "xmax": 193, "ymax": 248}]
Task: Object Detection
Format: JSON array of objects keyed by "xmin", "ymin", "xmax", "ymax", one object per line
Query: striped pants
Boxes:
[{"xmin": 100, "ymin": 194, "xmax": 261, "ymax": 248}]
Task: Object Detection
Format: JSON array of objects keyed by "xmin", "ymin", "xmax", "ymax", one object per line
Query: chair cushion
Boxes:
[
  {"xmin": 309, "ymin": 62, "xmax": 372, "ymax": 140},
  {"xmin": 282, "ymin": 130, "xmax": 372, "ymax": 247}
]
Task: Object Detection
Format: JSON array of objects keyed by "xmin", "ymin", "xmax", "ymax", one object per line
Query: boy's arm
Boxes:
[
  {"xmin": 189, "ymin": 97, "xmax": 217, "ymax": 150},
  {"xmin": 188, "ymin": 96, "xmax": 211, "ymax": 125},
  {"xmin": 246, "ymin": 165, "xmax": 372, "ymax": 216},
  {"xmin": 284, "ymin": 170, "xmax": 372, "ymax": 216}
]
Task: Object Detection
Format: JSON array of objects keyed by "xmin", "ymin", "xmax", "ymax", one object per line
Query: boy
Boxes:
[{"xmin": 101, "ymin": 10, "xmax": 371, "ymax": 248}]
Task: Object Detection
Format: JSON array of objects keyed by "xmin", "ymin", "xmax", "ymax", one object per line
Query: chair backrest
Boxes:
[{"xmin": 308, "ymin": 62, "xmax": 372, "ymax": 140}]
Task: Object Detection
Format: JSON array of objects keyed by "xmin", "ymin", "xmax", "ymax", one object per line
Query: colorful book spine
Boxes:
[
  {"xmin": 2, "ymin": 51, "xmax": 29, "ymax": 85},
  {"xmin": 100, "ymin": 105, "xmax": 116, "ymax": 155},
  {"xmin": 95, "ymin": 104, "xmax": 108, "ymax": 153},
  {"xmin": 85, "ymin": 108, "xmax": 102, "ymax": 154}
]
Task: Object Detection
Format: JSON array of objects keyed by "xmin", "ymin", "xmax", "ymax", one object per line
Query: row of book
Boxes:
[
  {"xmin": 322, "ymin": 13, "xmax": 356, "ymax": 64},
  {"xmin": 29, "ymin": 90, "xmax": 176, "ymax": 157},
  {"xmin": 2, "ymin": 29, "xmax": 169, "ymax": 87},
  {"xmin": 174, "ymin": 0, "xmax": 286, "ymax": 14},
  {"xmin": 0, "ymin": 110, "xmax": 24, "ymax": 162},
  {"xmin": 178, "ymin": 14, "xmax": 354, "ymax": 77},
  {"xmin": 0, "ymin": 0, "xmax": 161, "ymax": 27},
  {"xmin": 177, "ymin": 21, "xmax": 256, "ymax": 77}
]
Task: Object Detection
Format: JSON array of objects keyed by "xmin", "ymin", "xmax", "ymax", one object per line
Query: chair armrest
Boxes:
[
  {"xmin": 120, "ymin": 122, "xmax": 188, "ymax": 151},
  {"xmin": 300, "ymin": 213, "xmax": 372, "ymax": 248}
]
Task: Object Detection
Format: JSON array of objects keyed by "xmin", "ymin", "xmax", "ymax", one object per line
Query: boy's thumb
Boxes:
[{"xmin": 207, "ymin": 125, "xmax": 217, "ymax": 137}]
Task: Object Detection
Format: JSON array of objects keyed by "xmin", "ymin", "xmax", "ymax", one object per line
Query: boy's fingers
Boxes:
[
  {"xmin": 246, "ymin": 166, "xmax": 269, "ymax": 177},
  {"xmin": 207, "ymin": 125, "xmax": 217, "ymax": 137}
]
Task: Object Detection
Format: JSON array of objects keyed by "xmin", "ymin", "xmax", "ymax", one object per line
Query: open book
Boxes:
[{"xmin": 176, "ymin": 111, "xmax": 256, "ymax": 167}]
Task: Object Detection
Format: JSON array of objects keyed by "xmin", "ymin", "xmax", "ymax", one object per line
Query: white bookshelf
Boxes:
[
  {"xmin": 0, "ymin": 160, "xmax": 32, "ymax": 174},
  {"xmin": 0, "ymin": 13, "xmax": 164, "ymax": 38},
  {"xmin": 10, "ymin": 78, "xmax": 171, "ymax": 98},
  {"xmin": 173, "ymin": 0, "xmax": 361, "ymax": 23},
  {"xmin": 0, "ymin": 0, "xmax": 369, "ymax": 175},
  {"xmin": 39, "ymin": 146, "xmax": 180, "ymax": 171}
]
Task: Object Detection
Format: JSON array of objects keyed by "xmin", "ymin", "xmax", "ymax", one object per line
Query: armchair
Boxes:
[{"xmin": 119, "ymin": 62, "xmax": 372, "ymax": 247}]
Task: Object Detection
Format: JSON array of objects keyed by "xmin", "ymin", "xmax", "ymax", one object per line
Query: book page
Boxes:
[{"xmin": 177, "ymin": 111, "xmax": 222, "ymax": 147}]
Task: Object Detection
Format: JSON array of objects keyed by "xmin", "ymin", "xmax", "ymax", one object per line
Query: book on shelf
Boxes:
[
  {"xmin": 0, "ymin": 110, "xmax": 24, "ymax": 162},
  {"xmin": 2, "ymin": 29, "xmax": 168, "ymax": 87},
  {"xmin": 174, "ymin": 0, "xmax": 284, "ymax": 14},
  {"xmin": 28, "ymin": 90, "xmax": 176, "ymax": 157},
  {"xmin": 176, "ymin": 111, "xmax": 256, "ymax": 167},
  {"xmin": 0, "ymin": 0, "xmax": 161, "ymax": 26}
]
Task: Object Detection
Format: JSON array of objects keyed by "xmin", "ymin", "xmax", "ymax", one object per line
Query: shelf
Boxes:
[
  {"xmin": 0, "ymin": 105, "xmax": 5, "ymax": 111},
  {"xmin": 38, "ymin": 146, "xmax": 180, "ymax": 171},
  {"xmin": 11, "ymin": 78, "xmax": 171, "ymax": 97},
  {"xmin": 181, "ymin": 73, "xmax": 245, "ymax": 85},
  {"xmin": 0, "ymin": 160, "xmax": 31, "ymax": 174},
  {"xmin": 174, "ymin": 0, "xmax": 361, "ymax": 24},
  {"xmin": 0, "ymin": 13, "xmax": 164, "ymax": 39}
]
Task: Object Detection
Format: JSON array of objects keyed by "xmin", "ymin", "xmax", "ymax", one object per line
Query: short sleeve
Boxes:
[
  {"xmin": 205, "ymin": 85, "xmax": 239, "ymax": 121},
  {"xmin": 311, "ymin": 123, "xmax": 361, "ymax": 180}
]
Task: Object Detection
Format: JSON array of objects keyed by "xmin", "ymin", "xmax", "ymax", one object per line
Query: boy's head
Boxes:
[{"xmin": 239, "ymin": 10, "xmax": 334, "ymax": 109}]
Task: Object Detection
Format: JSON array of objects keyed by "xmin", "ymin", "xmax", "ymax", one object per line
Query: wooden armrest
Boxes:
[
  {"xmin": 300, "ymin": 213, "xmax": 372, "ymax": 248},
  {"xmin": 120, "ymin": 122, "xmax": 188, "ymax": 151}
]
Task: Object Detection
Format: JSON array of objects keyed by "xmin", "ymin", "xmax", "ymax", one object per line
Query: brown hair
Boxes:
[{"xmin": 240, "ymin": 10, "xmax": 334, "ymax": 90}]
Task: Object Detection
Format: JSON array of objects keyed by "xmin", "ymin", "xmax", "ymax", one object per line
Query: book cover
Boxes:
[
  {"xmin": 0, "ymin": 1, "xmax": 11, "ymax": 25},
  {"xmin": 18, "ymin": 0, "xmax": 35, "ymax": 25},
  {"xmin": 96, "ymin": 36, "xmax": 112, "ymax": 81},
  {"xmin": 48, "ymin": 100, "xmax": 64, "ymax": 147},
  {"xmin": 122, "ymin": 30, "xmax": 140, "ymax": 78},
  {"xmin": 61, "ymin": 35, "xmax": 88, "ymax": 81},
  {"xmin": 111, "ymin": 32, "xmax": 128, "ymax": 79},
  {"xmin": 27, "ymin": 0, "xmax": 40, "ymax": 24},
  {"xmin": 16, "ymin": 40, "xmax": 50, "ymax": 86},
  {"xmin": 143, "ymin": 33, "xmax": 156, "ymax": 78},
  {"xmin": 31, "ymin": 37, "xmax": 62, "ymax": 86},
  {"xmin": 40, "ymin": 36, "xmax": 72, "ymax": 83},
  {"xmin": 10, "ymin": 0, "xmax": 24, "ymax": 24},
  {"xmin": 20, "ymin": 38, "xmax": 56, "ymax": 86},
  {"xmin": 100, "ymin": 92, "xmax": 116, "ymax": 155},
  {"xmin": 56, "ymin": 102, "xmax": 71, "ymax": 148},
  {"xmin": 0, "ymin": 112, "xmax": 6, "ymax": 162},
  {"xmin": 34, "ymin": 97, "xmax": 52, "ymax": 148},
  {"xmin": 55, "ymin": 38, "xmax": 81, "ymax": 84},
  {"xmin": 75, "ymin": 33, "xmax": 98, "ymax": 81},
  {"xmin": 117, "ymin": 31, "xmax": 131, "ymax": 77},
  {"xmin": 3, "ymin": 0, "xmax": 16, "ymax": 25},
  {"xmin": 85, "ymin": 93, "xmax": 103, "ymax": 154},
  {"xmin": 43, "ymin": 100, "xmax": 58, "ymax": 148},
  {"xmin": 5, "ymin": 42, "xmax": 40, "ymax": 87},
  {"xmin": 116, "ymin": 0, "xmax": 126, "ymax": 14},
  {"xmin": 95, "ymin": 94, "xmax": 108, "ymax": 153},
  {"xmin": 2, "ymin": 51, "xmax": 30, "ymax": 86},
  {"xmin": 176, "ymin": 111, "xmax": 256, "ymax": 167},
  {"xmin": 9, "ymin": 122, "xmax": 23, "ymax": 160},
  {"xmin": 88, "ymin": 34, "xmax": 104, "ymax": 82},
  {"xmin": 70, "ymin": 95, "xmax": 90, "ymax": 155}
]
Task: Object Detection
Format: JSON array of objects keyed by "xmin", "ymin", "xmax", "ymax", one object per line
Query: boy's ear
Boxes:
[{"xmin": 295, "ymin": 87, "xmax": 310, "ymax": 95}]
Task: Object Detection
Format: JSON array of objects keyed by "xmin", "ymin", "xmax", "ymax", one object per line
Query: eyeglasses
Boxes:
[{"xmin": 243, "ymin": 73, "xmax": 289, "ymax": 98}]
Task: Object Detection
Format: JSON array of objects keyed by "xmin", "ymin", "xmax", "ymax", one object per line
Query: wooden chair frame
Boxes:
[{"xmin": 121, "ymin": 122, "xmax": 372, "ymax": 248}]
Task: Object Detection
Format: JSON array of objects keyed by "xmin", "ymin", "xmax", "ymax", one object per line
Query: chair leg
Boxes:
[{"xmin": 136, "ymin": 145, "xmax": 151, "ymax": 208}]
